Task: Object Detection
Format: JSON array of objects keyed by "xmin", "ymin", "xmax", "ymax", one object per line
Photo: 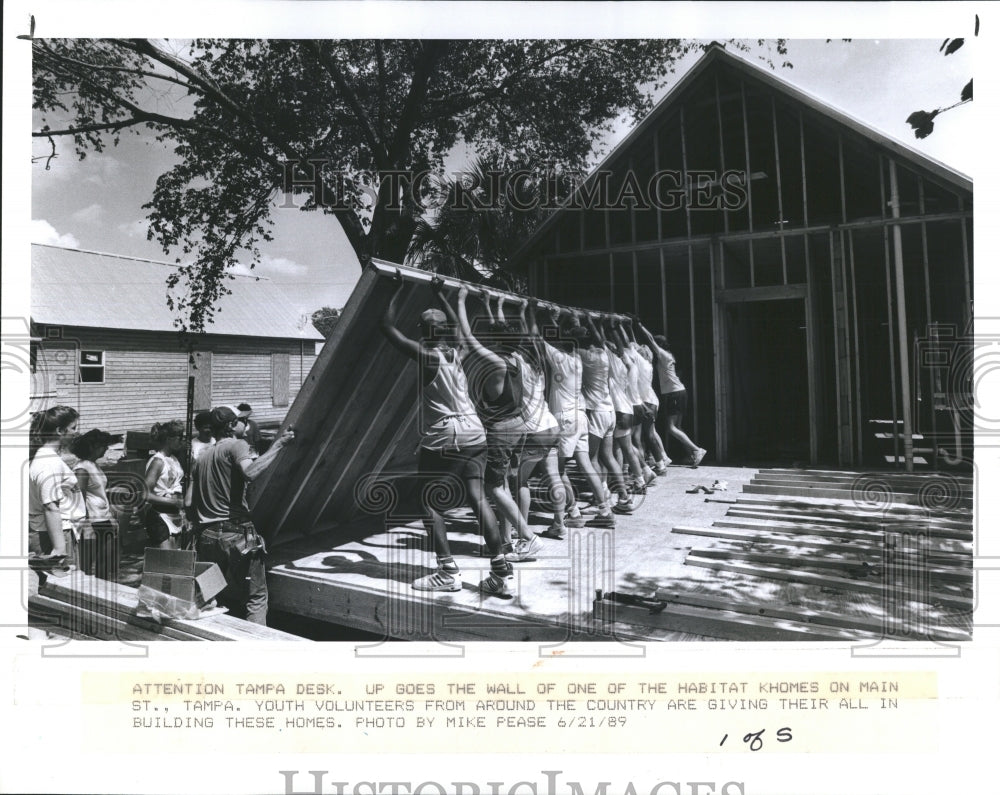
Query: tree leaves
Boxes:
[
  {"xmin": 940, "ymin": 38, "xmax": 965, "ymax": 55},
  {"xmin": 906, "ymin": 109, "xmax": 939, "ymax": 139}
]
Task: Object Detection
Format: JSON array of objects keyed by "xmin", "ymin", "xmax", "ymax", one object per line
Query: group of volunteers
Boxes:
[
  {"xmin": 381, "ymin": 272, "xmax": 706, "ymax": 597},
  {"xmin": 25, "ymin": 275, "xmax": 707, "ymax": 627},
  {"xmin": 26, "ymin": 401, "xmax": 292, "ymax": 626}
]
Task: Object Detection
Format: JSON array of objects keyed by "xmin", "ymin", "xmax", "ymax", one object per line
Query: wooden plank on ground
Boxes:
[
  {"xmin": 742, "ymin": 482, "xmax": 972, "ymax": 508},
  {"xmin": 670, "ymin": 524, "xmax": 971, "ymax": 558},
  {"xmin": 645, "ymin": 588, "xmax": 969, "ymax": 641},
  {"xmin": 687, "ymin": 547, "xmax": 972, "ymax": 584},
  {"xmin": 711, "ymin": 515, "xmax": 972, "ymax": 542},
  {"xmin": 593, "ymin": 592, "xmax": 864, "ymax": 641},
  {"xmin": 682, "ymin": 555, "xmax": 973, "ymax": 612},
  {"xmin": 39, "ymin": 574, "xmax": 308, "ymax": 641},
  {"xmin": 723, "ymin": 505, "xmax": 972, "ymax": 532},
  {"xmin": 710, "ymin": 494, "xmax": 973, "ymax": 520}
]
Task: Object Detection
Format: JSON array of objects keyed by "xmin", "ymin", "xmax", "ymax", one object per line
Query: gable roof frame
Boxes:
[{"xmin": 508, "ymin": 43, "xmax": 972, "ymax": 269}]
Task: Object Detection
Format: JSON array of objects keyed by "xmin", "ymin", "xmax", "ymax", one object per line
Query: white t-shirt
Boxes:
[
  {"xmin": 74, "ymin": 459, "xmax": 113, "ymax": 523},
  {"xmin": 28, "ymin": 446, "xmax": 85, "ymax": 535},
  {"xmin": 543, "ymin": 343, "xmax": 583, "ymax": 415}
]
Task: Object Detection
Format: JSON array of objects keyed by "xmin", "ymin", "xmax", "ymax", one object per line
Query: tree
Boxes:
[
  {"xmin": 905, "ymin": 28, "xmax": 974, "ymax": 139},
  {"xmin": 310, "ymin": 306, "xmax": 342, "ymax": 339},
  {"xmin": 405, "ymin": 153, "xmax": 575, "ymax": 292},
  {"xmin": 33, "ymin": 38, "xmax": 787, "ymax": 330}
]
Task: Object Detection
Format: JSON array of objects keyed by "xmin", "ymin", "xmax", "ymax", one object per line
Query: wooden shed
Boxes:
[
  {"xmin": 30, "ymin": 244, "xmax": 323, "ymax": 435},
  {"xmin": 509, "ymin": 44, "xmax": 973, "ymax": 471}
]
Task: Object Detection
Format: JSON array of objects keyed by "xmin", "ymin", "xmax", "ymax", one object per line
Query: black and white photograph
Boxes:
[{"xmin": 3, "ymin": 2, "xmax": 997, "ymax": 794}]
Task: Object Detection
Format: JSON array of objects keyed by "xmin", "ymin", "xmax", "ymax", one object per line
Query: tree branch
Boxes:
[
  {"xmin": 307, "ymin": 40, "xmax": 389, "ymax": 166},
  {"xmin": 387, "ymin": 40, "xmax": 449, "ymax": 165}
]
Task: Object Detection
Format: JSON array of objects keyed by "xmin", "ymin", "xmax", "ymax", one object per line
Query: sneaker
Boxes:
[
  {"xmin": 564, "ymin": 511, "xmax": 587, "ymax": 528},
  {"xmin": 412, "ymin": 569, "xmax": 461, "ymax": 592},
  {"xmin": 654, "ymin": 463, "xmax": 668, "ymax": 476},
  {"xmin": 479, "ymin": 573, "xmax": 509, "ymax": 596},
  {"xmin": 630, "ymin": 481, "xmax": 647, "ymax": 496},
  {"xmin": 540, "ymin": 523, "xmax": 565, "ymax": 540},
  {"xmin": 506, "ymin": 535, "xmax": 543, "ymax": 562},
  {"xmin": 586, "ymin": 511, "xmax": 616, "ymax": 528},
  {"xmin": 691, "ymin": 448, "xmax": 707, "ymax": 466},
  {"xmin": 612, "ymin": 498, "xmax": 635, "ymax": 515}
]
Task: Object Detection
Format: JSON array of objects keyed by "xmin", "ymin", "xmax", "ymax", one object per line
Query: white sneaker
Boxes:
[
  {"xmin": 692, "ymin": 448, "xmax": 707, "ymax": 466},
  {"xmin": 506, "ymin": 535, "xmax": 543, "ymax": 562},
  {"xmin": 412, "ymin": 569, "xmax": 461, "ymax": 592}
]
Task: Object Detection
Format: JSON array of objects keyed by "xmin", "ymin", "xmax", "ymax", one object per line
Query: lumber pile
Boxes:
[
  {"xmin": 594, "ymin": 469, "xmax": 973, "ymax": 642},
  {"xmin": 29, "ymin": 572, "xmax": 308, "ymax": 642}
]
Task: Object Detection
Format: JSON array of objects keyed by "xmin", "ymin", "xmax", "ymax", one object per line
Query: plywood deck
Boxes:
[{"xmin": 266, "ymin": 465, "xmax": 974, "ymax": 643}]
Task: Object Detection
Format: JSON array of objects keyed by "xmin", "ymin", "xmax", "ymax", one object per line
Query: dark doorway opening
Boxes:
[{"xmin": 726, "ymin": 299, "xmax": 809, "ymax": 463}]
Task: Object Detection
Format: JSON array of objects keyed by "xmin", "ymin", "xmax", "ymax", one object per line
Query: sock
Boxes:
[
  {"xmin": 437, "ymin": 556, "xmax": 459, "ymax": 575},
  {"xmin": 567, "ymin": 504, "xmax": 582, "ymax": 518},
  {"xmin": 490, "ymin": 555, "xmax": 512, "ymax": 577}
]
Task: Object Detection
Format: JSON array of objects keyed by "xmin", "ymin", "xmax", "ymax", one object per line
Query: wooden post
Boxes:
[
  {"xmin": 959, "ymin": 198, "xmax": 972, "ymax": 324},
  {"xmin": 879, "ymin": 157, "xmax": 901, "ymax": 468},
  {"xmin": 710, "ymin": 240, "xmax": 726, "ymax": 461},
  {"xmin": 918, "ymin": 177, "xmax": 937, "ymax": 467},
  {"xmin": 889, "ymin": 159, "xmax": 915, "ymax": 472},
  {"xmin": 740, "ymin": 81, "xmax": 755, "ymax": 282},
  {"xmin": 847, "ymin": 229, "xmax": 864, "ymax": 464},
  {"xmin": 771, "ymin": 97, "xmax": 788, "ymax": 283}
]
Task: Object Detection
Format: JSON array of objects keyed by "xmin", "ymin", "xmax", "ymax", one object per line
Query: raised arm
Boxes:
[
  {"xmin": 430, "ymin": 275, "xmax": 459, "ymax": 325},
  {"xmin": 583, "ymin": 311, "xmax": 605, "ymax": 346},
  {"xmin": 379, "ymin": 269, "xmax": 422, "ymax": 361},
  {"xmin": 456, "ymin": 286, "xmax": 506, "ymax": 371},
  {"xmin": 606, "ymin": 316, "xmax": 626, "ymax": 357}
]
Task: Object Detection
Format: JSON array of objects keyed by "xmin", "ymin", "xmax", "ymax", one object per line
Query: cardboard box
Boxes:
[
  {"xmin": 140, "ymin": 571, "xmax": 197, "ymax": 603},
  {"xmin": 194, "ymin": 561, "xmax": 227, "ymax": 603},
  {"xmin": 142, "ymin": 548, "xmax": 225, "ymax": 607}
]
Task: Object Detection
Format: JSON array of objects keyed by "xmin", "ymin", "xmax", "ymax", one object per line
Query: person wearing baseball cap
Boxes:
[
  {"xmin": 186, "ymin": 404, "xmax": 295, "ymax": 624},
  {"xmin": 380, "ymin": 270, "xmax": 510, "ymax": 595}
]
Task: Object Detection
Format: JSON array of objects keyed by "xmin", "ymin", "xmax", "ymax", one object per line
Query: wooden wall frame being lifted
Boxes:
[{"xmin": 249, "ymin": 259, "xmax": 617, "ymax": 547}]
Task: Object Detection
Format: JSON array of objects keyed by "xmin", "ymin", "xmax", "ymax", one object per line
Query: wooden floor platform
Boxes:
[
  {"xmin": 266, "ymin": 465, "xmax": 974, "ymax": 643},
  {"xmin": 30, "ymin": 572, "xmax": 309, "ymax": 642}
]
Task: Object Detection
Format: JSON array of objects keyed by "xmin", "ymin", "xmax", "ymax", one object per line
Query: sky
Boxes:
[{"xmin": 24, "ymin": 10, "xmax": 982, "ymax": 323}]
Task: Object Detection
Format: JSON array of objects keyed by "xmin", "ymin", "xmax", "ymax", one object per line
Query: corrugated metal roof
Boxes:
[{"xmin": 31, "ymin": 244, "xmax": 324, "ymax": 340}]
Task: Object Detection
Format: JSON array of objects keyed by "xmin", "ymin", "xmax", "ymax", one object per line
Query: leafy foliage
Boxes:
[
  {"xmin": 905, "ymin": 34, "xmax": 973, "ymax": 140},
  {"xmin": 34, "ymin": 38, "xmax": 787, "ymax": 330},
  {"xmin": 310, "ymin": 306, "xmax": 342, "ymax": 339}
]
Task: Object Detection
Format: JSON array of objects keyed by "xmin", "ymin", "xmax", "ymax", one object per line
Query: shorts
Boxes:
[
  {"xmin": 418, "ymin": 443, "xmax": 487, "ymax": 482},
  {"xmin": 521, "ymin": 427, "xmax": 559, "ymax": 462},
  {"xmin": 557, "ymin": 409, "xmax": 589, "ymax": 458},
  {"xmin": 484, "ymin": 417, "xmax": 527, "ymax": 488},
  {"xmin": 613, "ymin": 411, "xmax": 634, "ymax": 438},
  {"xmin": 662, "ymin": 389, "xmax": 688, "ymax": 418},
  {"xmin": 632, "ymin": 403, "xmax": 653, "ymax": 424},
  {"xmin": 586, "ymin": 409, "xmax": 615, "ymax": 439},
  {"xmin": 145, "ymin": 511, "xmax": 174, "ymax": 545},
  {"xmin": 643, "ymin": 402, "xmax": 659, "ymax": 423}
]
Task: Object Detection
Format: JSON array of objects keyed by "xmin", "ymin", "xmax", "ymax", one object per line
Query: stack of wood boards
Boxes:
[
  {"xmin": 29, "ymin": 572, "xmax": 308, "ymax": 641},
  {"xmin": 250, "ymin": 260, "xmax": 565, "ymax": 545},
  {"xmin": 596, "ymin": 469, "xmax": 973, "ymax": 642}
]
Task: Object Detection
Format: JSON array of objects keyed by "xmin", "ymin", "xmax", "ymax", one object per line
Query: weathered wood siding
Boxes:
[{"xmin": 32, "ymin": 325, "xmax": 316, "ymax": 434}]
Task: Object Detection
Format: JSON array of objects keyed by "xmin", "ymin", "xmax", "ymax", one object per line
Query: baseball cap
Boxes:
[
  {"xmin": 420, "ymin": 308, "xmax": 447, "ymax": 325},
  {"xmin": 210, "ymin": 405, "xmax": 239, "ymax": 427}
]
